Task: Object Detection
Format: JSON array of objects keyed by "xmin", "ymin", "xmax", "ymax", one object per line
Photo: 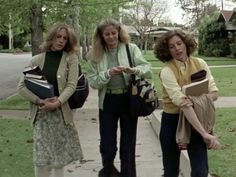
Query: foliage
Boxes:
[
  {"xmin": 230, "ymin": 42, "xmax": 236, "ymax": 57},
  {"xmin": 198, "ymin": 15, "xmax": 230, "ymax": 57},
  {"xmin": 0, "ymin": 0, "xmax": 132, "ymax": 54},
  {"xmin": 176, "ymin": 0, "xmax": 219, "ymax": 27},
  {"xmin": 124, "ymin": 0, "xmax": 167, "ymax": 47}
]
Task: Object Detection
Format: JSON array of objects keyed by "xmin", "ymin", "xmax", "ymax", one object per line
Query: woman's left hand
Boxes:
[{"xmin": 39, "ymin": 97, "xmax": 61, "ymax": 111}]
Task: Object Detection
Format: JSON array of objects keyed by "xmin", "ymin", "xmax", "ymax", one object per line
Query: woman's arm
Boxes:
[
  {"xmin": 87, "ymin": 60, "xmax": 110, "ymax": 90},
  {"xmin": 180, "ymin": 98, "xmax": 220, "ymax": 149}
]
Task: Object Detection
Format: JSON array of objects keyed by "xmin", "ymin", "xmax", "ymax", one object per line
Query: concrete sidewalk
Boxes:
[{"xmin": 64, "ymin": 88, "xmax": 164, "ymax": 177}]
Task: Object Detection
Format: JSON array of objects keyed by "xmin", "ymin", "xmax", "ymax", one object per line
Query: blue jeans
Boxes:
[
  {"xmin": 159, "ymin": 112, "xmax": 208, "ymax": 177},
  {"xmin": 99, "ymin": 93, "xmax": 138, "ymax": 177}
]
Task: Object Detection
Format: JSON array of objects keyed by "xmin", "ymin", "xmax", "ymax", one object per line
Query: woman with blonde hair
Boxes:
[
  {"xmin": 87, "ymin": 18, "xmax": 152, "ymax": 177},
  {"xmin": 18, "ymin": 22, "xmax": 83, "ymax": 177}
]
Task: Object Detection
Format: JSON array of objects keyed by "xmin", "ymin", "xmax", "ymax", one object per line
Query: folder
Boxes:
[
  {"xmin": 182, "ymin": 78, "xmax": 209, "ymax": 96},
  {"xmin": 24, "ymin": 78, "xmax": 55, "ymax": 99}
]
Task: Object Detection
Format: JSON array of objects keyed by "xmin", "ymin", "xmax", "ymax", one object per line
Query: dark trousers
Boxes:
[
  {"xmin": 99, "ymin": 93, "xmax": 138, "ymax": 177},
  {"xmin": 159, "ymin": 112, "xmax": 208, "ymax": 177}
]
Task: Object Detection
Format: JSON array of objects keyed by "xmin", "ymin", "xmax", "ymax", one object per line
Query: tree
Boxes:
[
  {"xmin": 175, "ymin": 0, "xmax": 219, "ymax": 28},
  {"xmin": 198, "ymin": 14, "xmax": 230, "ymax": 57},
  {"xmin": 123, "ymin": 0, "xmax": 168, "ymax": 52},
  {"xmin": 0, "ymin": 0, "xmax": 67, "ymax": 55},
  {"xmin": 0, "ymin": 0, "xmax": 129, "ymax": 56},
  {"xmin": 78, "ymin": 0, "xmax": 129, "ymax": 58}
]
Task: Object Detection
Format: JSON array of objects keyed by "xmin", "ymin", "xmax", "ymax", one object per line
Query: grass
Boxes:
[
  {"xmin": 0, "ymin": 94, "xmax": 29, "ymax": 110},
  {"xmin": 211, "ymin": 67, "xmax": 236, "ymax": 96},
  {"xmin": 0, "ymin": 119, "xmax": 33, "ymax": 177},
  {"xmin": 209, "ymin": 108, "xmax": 236, "ymax": 177}
]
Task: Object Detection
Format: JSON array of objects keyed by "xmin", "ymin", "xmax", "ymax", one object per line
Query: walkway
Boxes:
[{"xmin": 64, "ymin": 88, "xmax": 164, "ymax": 177}]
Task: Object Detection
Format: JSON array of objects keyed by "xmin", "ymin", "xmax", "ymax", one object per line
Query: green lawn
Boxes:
[
  {"xmin": 0, "ymin": 119, "xmax": 33, "ymax": 177},
  {"xmin": 0, "ymin": 94, "xmax": 29, "ymax": 110},
  {"xmin": 209, "ymin": 108, "xmax": 236, "ymax": 177}
]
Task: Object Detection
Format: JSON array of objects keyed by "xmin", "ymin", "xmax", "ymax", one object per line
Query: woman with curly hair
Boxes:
[{"xmin": 154, "ymin": 30, "xmax": 220, "ymax": 177}]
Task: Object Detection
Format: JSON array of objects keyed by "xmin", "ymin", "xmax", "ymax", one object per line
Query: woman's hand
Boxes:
[
  {"xmin": 39, "ymin": 97, "xmax": 61, "ymax": 111},
  {"xmin": 108, "ymin": 66, "xmax": 123, "ymax": 76},
  {"xmin": 117, "ymin": 66, "xmax": 136, "ymax": 74},
  {"xmin": 202, "ymin": 133, "xmax": 220, "ymax": 150}
]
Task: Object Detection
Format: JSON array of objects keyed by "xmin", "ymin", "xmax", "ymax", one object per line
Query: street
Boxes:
[{"xmin": 0, "ymin": 53, "xmax": 32, "ymax": 100}]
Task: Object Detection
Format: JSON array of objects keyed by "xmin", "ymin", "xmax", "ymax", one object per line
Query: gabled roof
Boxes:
[{"xmin": 218, "ymin": 10, "xmax": 234, "ymax": 22}]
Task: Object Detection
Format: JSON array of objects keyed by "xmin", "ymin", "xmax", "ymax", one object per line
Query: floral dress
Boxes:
[{"xmin": 33, "ymin": 109, "xmax": 83, "ymax": 167}]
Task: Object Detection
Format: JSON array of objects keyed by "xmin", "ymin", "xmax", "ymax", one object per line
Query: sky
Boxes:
[{"xmin": 167, "ymin": 0, "xmax": 236, "ymax": 25}]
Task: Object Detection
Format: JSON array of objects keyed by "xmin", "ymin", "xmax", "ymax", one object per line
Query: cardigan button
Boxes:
[{"xmin": 57, "ymin": 75, "xmax": 61, "ymax": 78}]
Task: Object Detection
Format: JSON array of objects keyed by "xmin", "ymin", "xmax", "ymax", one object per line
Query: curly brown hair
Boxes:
[{"xmin": 153, "ymin": 30, "xmax": 197, "ymax": 62}]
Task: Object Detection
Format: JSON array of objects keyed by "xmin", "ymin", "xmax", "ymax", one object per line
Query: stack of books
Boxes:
[{"xmin": 23, "ymin": 66, "xmax": 55, "ymax": 99}]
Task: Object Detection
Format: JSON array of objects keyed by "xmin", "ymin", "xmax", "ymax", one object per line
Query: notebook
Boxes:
[{"xmin": 182, "ymin": 78, "xmax": 209, "ymax": 96}]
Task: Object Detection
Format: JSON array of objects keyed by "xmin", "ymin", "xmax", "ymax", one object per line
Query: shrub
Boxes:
[
  {"xmin": 230, "ymin": 42, "xmax": 236, "ymax": 57},
  {"xmin": 212, "ymin": 49, "xmax": 222, "ymax": 57}
]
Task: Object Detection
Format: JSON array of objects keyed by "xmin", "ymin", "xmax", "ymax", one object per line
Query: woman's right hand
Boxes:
[
  {"xmin": 108, "ymin": 66, "xmax": 123, "ymax": 76},
  {"xmin": 202, "ymin": 133, "xmax": 220, "ymax": 150}
]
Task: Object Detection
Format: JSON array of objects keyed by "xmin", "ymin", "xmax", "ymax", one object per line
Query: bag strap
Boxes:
[
  {"xmin": 125, "ymin": 44, "xmax": 135, "ymax": 82},
  {"xmin": 78, "ymin": 63, "xmax": 82, "ymax": 76}
]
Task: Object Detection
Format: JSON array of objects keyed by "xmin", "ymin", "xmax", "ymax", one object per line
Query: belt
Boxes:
[{"xmin": 106, "ymin": 88, "xmax": 128, "ymax": 94}]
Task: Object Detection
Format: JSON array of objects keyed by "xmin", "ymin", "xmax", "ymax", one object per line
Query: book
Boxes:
[
  {"xmin": 182, "ymin": 78, "xmax": 209, "ymax": 96},
  {"xmin": 25, "ymin": 73, "xmax": 44, "ymax": 80},
  {"xmin": 24, "ymin": 78, "xmax": 55, "ymax": 99},
  {"xmin": 23, "ymin": 66, "xmax": 42, "ymax": 75}
]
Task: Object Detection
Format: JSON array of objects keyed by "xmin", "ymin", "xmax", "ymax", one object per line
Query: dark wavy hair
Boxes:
[{"xmin": 153, "ymin": 30, "xmax": 197, "ymax": 62}]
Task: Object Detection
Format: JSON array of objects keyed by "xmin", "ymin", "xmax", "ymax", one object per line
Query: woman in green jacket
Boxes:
[
  {"xmin": 87, "ymin": 18, "xmax": 152, "ymax": 177},
  {"xmin": 18, "ymin": 23, "xmax": 83, "ymax": 177}
]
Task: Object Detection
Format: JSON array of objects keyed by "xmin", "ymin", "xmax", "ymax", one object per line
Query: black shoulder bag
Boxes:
[
  {"xmin": 126, "ymin": 44, "xmax": 159, "ymax": 117},
  {"xmin": 68, "ymin": 64, "xmax": 89, "ymax": 109}
]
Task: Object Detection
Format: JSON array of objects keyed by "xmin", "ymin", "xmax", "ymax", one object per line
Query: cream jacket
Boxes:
[{"xmin": 17, "ymin": 52, "xmax": 78, "ymax": 125}]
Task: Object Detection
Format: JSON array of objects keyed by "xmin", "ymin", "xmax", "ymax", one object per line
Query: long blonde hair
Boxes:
[
  {"xmin": 40, "ymin": 23, "xmax": 79, "ymax": 54},
  {"xmin": 88, "ymin": 18, "xmax": 130, "ymax": 62}
]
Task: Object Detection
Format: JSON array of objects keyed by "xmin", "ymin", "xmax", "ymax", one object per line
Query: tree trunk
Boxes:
[
  {"xmin": 82, "ymin": 26, "xmax": 89, "ymax": 59},
  {"xmin": 30, "ymin": 3, "xmax": 43, "ymax": 56},
  {"xmin": 65, "ymin": 3, "xmax": 80, "ymax": 57}
]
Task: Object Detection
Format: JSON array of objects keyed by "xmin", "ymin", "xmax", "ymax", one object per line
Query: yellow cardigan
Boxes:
[{"xmin": 17, "ymin": 51, "xmax": 78, "ymax": 125}]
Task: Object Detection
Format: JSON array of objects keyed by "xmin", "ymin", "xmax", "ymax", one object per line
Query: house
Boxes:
[
  {"xmin": 217, "ymin": 8, "xmax": 236, "ymax": 31},
  {"xmin": 124, "ymin": 25, "xmax": 181, "ymax": 49}
]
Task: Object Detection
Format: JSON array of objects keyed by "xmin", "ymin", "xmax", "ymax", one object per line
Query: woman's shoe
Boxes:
[{"xmin": 98, "ymin": 165, "xmax": 120, "ymax": 177}]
